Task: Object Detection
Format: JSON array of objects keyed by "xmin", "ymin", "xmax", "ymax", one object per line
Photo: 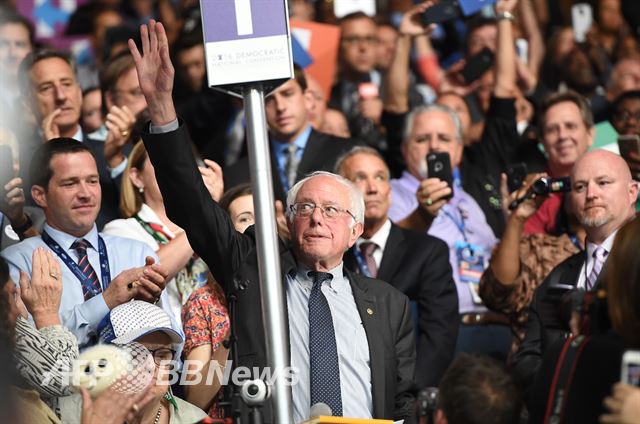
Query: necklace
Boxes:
[{"xmin": 153, "ymin": 404, "xmax": 163, "ymax": 424}]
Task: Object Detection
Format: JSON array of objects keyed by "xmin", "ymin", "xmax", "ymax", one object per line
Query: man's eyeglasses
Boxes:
[
  {"xmin": 341, "ymin": 35, "xmax": 378, "ymax": 47},
  {"xmin": 613, "ymin": 111, "xmax": 640, "ymax": 122},
  {"xmin": 147, "ymin": 347, "xmax": 176, "ymax": 366},
  {"xmin": 290, "ymin": 202, "xmax": 356, "ymax": 222}
]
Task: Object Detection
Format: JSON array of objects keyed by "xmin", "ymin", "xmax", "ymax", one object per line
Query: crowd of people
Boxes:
[{"xmin": 1, "ymin": 0, "xmax": 640, "ymax": 423}]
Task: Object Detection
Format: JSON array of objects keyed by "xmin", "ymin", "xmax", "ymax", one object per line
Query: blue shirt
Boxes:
[
  {"xmin": 0, "ymin": 223, "xmax": 182, "ymax": 348},
  {"xmin": 287, "ymin": 262, "xmax": 372, "ymax": 422},
  {"xmin": 271, "ymin": 124, "xmax": 312, "ymax": 192},
  {"xmin": 389, "ymin": 171, "xmax": 497, "ymax": 314}
]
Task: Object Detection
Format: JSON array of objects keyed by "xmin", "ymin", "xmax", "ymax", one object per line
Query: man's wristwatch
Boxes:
[{"xmin": 496, "ymin": 11, "xmax": 515, "ymax": 21}]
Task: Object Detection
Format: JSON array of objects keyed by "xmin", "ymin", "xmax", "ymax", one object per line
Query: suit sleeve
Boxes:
[
  {"xmin": 394, "ymin": 295, "xmax": 418, "ymax": 422},
  {"xmin": 465, "ymin": 96, "xmax": 518, "ymax": 175},
  {"xmin": 415, "ymin": 239, "xmax": 459, "ymax": 388},
  {"xmin": 141, "ymin": 122, "xmax": 255, "ymax": 292}
]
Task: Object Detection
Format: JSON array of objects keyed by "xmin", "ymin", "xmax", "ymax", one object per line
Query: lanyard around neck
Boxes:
[{"xmin": 41, "ymin": 231, "xmax": 111, "ymax": 295}]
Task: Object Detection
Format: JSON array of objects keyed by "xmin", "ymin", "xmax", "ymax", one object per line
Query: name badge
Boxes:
[{"xmin": 455, "ymin": 241, "xmax": 486, "ymax": 305}]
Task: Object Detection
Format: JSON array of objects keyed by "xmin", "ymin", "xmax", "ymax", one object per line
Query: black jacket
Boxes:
[
  {"xmin": 344, "ymin": 223, "xmax": 458, "ymax": 388},
  {"xmin": 142, "ymin": 122, "xmax": 417, "ymax": 422}
]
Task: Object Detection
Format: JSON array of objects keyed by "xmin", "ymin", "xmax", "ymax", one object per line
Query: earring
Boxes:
[{"xmin": 138, "ymin": 186, "xmax": 144, "ymax": 194}]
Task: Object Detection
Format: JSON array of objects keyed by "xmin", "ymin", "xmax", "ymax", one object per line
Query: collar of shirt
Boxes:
[
  {"xmin": 43, "ymin": 222, "xmax": 99, "ymax": 251},
  {"xmin": 72, "ymin": 125, "xmax": 84, "ymax": 142},
  {"xmin": 270, "ymin": 124, "xmax": 313, "ymax": 169},
  {"xmin": 137, "ymin": 204, "xmax": 176, "ymax": 238},
  {"xmin": 293, "ymin": 261, "xmax": 349, "ymax": 294},
  {"xmin": 586, "ymin": 229, "xmax": 617, "ymax": 261},
  {"xmin": 356, "ymin": 218, "xmax": 391, "ymax": 253}
]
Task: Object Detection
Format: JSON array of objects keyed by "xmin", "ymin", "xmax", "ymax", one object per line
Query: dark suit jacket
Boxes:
[
  {"xmin": 223, "ymin": 129, "xmax": 359, "ymax": 202},
  {"xmin": 142, "ymin": 123, "xmax": 416, "ymax": 422},
  {"xmin": 512, "ymin": 251, "xmax": 607, "ymax": 400},
  {"xmin": 528, "ymin": 331, "xmax": 624, "ymax": 424},
  {"xmin": 344, "ymin": 223, "xmax": 458, "ymax": 388}
]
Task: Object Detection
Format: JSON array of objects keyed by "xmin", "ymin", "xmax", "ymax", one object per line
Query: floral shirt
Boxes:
[
  {"xmin": 182, "ymin": 283, "xmax": 230, "ymax": 418},
  {"xmin": 479, "ymin": 232, "xmax": 581, "ymax": 353}
]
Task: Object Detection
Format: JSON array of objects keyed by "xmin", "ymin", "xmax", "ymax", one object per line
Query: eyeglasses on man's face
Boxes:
[{"xmin": 290, "ymin": 202, "xmax": 356, "ymax": 222}]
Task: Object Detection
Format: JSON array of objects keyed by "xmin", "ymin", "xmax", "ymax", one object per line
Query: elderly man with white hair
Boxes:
[{"xmin": 129, "ymin": 20, "xmax": 416, "ymax": 423}]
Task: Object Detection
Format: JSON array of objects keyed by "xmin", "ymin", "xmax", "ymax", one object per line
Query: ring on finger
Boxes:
[
  {"xmin": 425, "ymin": 197, "xmax": 433, "ymax": 206},
  {"xmin": 49, "ymin": 272, "xmax": 59, "ymax": 280},
  {"xmin": 127, "ymin": 280, "xmax": 139, "ymax": 290},
  {"xmin": 120, "ymin": 130, "xmax": 130, "ymax": 137}
]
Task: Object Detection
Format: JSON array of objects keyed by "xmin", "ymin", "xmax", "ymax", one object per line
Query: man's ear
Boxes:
[
  {"xmin": 31, "ymin": 184, "xmax": 47, "ymax": 209},
  {"xmin": 303, "ymin": 89, "xmax": 315, "ymax": 112},
  {"xmin": 349, "ymin": 221, "xmax": 364, "ymax": 246}
]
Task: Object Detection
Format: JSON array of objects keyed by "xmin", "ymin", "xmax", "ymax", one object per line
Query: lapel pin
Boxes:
[{"xmin": 366, "ymin": 308, "xmax": 373, "ymax": 315}]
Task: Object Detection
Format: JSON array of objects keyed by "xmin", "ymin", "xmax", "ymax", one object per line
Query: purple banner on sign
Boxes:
[{"xmin": 201, "ymin": 0, "xmax": 288, "ymax": 42}]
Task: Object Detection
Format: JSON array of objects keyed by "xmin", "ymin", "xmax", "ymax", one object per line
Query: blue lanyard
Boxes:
[
  {"xmin": 41, "ymin": 231, "xmax": 111, "ymax": 296},
  {"xmin": 352, "ymin": 245, "xmax": 373, "ymax": 278},
  {"xmin": 441, "ymin": 206, "xmax": 468, "ymax": 242},
  {"xmin": 568, "ymin": 233, "xmax": 582, "ymax": 251}
]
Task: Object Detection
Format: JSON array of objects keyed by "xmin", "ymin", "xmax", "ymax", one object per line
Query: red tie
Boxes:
[{"xmin": 71, "ymin": 239, "xmax": 102, "ymax": 300}]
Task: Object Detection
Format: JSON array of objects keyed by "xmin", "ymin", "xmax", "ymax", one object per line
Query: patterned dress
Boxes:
[
  {"xmin": 479, "ymin": 233, "xmax": 582, "ymax": 353},
  {"xmin": 182, "ymin": 283, "xmax": 230, "ymax": 418}
]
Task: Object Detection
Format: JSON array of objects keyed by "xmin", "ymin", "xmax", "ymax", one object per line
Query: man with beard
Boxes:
[{"xmin": 512, "ymin": 150, "xmax": 638, "ymax": 395}]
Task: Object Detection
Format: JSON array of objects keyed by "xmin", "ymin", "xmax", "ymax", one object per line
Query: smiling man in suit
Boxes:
[
  {"xmin": 223, "ymin": 65, "xmax": 359, "ymax": 202},
  {"xmin": 513, "ymin": 149, "xmax": 639, "ymax": 397},
  {"xmin": 336, "ymin": 146, "xmax": 459, "ymax": 388},
  {"xmin": 130, "ymin": 20, "xmax": 416, "ymax": 423}
]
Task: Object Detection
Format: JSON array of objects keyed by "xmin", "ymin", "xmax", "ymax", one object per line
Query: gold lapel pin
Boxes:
[{"xmin": 366, "ymin": 308, "xmax": 373, "ymax": 315}]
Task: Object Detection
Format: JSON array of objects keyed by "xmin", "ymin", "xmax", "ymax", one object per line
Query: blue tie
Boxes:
[{"xmin": 308, "ymin": 271, "xmax": 343, "ymax": 415}]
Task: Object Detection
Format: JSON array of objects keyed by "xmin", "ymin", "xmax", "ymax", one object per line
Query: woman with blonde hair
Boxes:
[{"xmin": 103, "ymin": 140, "xmax": 226, "ymax": 329}]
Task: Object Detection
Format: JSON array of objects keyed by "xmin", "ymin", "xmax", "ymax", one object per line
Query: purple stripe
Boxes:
[{"xmin": 201, "ymin": 0, "xmax": 287, "ymax": 42}]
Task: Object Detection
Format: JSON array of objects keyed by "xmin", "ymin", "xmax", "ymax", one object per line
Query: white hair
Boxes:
[
  {"xmin": 402, "ymin": 104, "xmax": 464, "ymax": 144},
  {"xmin": 286, "ymin": 171, "xmax": 365, "ymax": 226}
]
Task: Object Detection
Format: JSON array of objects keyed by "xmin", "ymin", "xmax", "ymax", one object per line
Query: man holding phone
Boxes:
[{"xmin": 388, "ymin": 104, "xmax": 506, "ymax": 359}]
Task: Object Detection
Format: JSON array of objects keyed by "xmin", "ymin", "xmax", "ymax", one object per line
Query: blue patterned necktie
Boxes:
[
  {"xmin": 307, "ymin": 271, "xmax": 343, "ymax": 416},
  {"xmin": 71, "ymin": 239, "xmax": 102, "ymax": 300}
]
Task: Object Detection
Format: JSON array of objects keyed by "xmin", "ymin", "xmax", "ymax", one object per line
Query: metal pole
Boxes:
[{"xmin": 242, "ymin": 82, "xmax": 294, "ymax": 423}]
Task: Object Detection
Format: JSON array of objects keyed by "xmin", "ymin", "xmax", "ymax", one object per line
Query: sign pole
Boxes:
[{"xmin": 242, "ymin": 82, "xmax": 294, "ymax": 423}]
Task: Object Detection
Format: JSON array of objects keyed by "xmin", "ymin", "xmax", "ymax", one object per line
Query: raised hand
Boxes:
[
  {"xmin": 128, "ymin": 20, "xmax": 176, "ymax": 126},
  {"xmin": 1, "ymin": 177, "xmax": 26, "ymax": 226},
  {"xmin": 104, "ymin": 105, "xmax": 136, "ymax": 167},
  {"xmin": 200, "ymin": 159, "xmax": 224, "ymax": 202},
  {"xmin": 399, "ymin": 1, "xmax": 436, "ymax": 37},
  {"xmin": 495, "ymin": 0, "xmax": 518, "ymax": 14},
  {"xmin": 18, "ymin": 247, "xmax": 63, "ymax": 328},
  {"xmin": 42, "ymin": 109, "xmax": 62, "ymax": 140},
  {"xmin": 416, "ymin": 177, "xmax": 452, "ymax": 218}
]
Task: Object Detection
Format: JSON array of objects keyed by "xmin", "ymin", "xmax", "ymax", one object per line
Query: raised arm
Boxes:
[
  {"xmin": 128, "ymin": 20, "xmax": 177, "ymax": 126},
  {"xmin": 494, "ymin": 0, "xmax": 518, "ymax": 98},
  {"xmin": 129, "ymin": 21, "xmax": 254, "ymax": 289},
  {"xmin": 383, "ymin": 2, "xmax": 434, "ymax": 114},
  {"xmin": 516, "ymin": 0, "xmax": 545, "ymax": 87}
]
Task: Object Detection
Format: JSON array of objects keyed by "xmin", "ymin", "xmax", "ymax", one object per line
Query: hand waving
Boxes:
[{"xmin": 128, "ymin": 20, "xmax": 176, "ymax": 126}]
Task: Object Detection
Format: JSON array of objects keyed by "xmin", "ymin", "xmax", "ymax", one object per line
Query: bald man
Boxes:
[{"xmin": 513, "ymin": 150, "xmax": 638, "ymax": 397}]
